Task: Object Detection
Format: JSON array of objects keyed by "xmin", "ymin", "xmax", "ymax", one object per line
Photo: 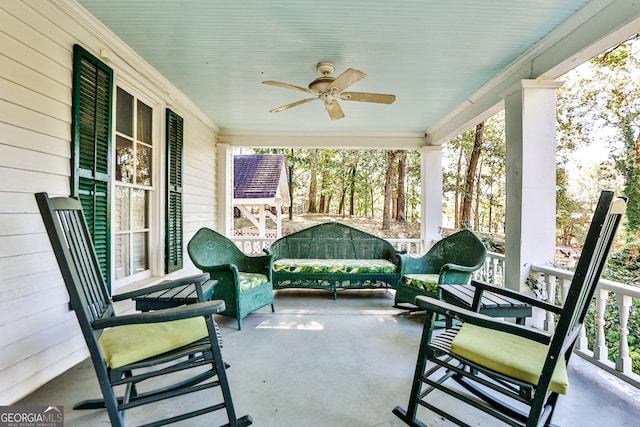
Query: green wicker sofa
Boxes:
[{"xmin": 265, "ymin": 222, "xmax": 401, "ymax": 299}]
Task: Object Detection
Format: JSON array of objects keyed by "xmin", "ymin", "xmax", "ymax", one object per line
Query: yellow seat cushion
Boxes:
[
  {"xmin": 450, "ymin": 323, "xmax": 569, "ymax": 395},
  {"xmin": 99, "ymin": 316, "xmax": 208, "ymax": 369}
]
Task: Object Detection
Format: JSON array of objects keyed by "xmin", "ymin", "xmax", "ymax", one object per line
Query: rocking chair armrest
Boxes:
[
  {"xmin": 91, "ymin": 300, "xmax": 225, "ymax": 330},
  {"xmin": 470, "ymin": 280, "xmax": 563, "ymax": 314},
  {"xmin": 415, "ymin": 295, "xmax": 552, "ymax": 345},
  {"xmin": 112, "ymin": 273, "xmax": 211, "ymax": 302}
]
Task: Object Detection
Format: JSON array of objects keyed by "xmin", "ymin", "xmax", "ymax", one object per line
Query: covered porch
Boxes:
[
  {"xmin": 17, "ymin": 289, "xmax": 640, "ymax": 426},
  {"xmin": 3, "ymin": 0, "xmax": 640, "ymax": 420}
]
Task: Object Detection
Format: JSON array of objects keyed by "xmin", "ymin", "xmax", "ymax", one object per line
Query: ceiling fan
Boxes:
[{"xmin": 262, "ymin": 62, "xmax": 396, "ymax": 120}]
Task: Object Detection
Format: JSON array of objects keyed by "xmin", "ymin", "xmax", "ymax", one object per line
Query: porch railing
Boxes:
[
  {"xmin": 233, "ymin": 237, "xmax": 274, "ymax": 256},
  {"xmin": 232, "ymin": 237, "xmax": 424, "ymax": 256},
  {"xmin": 478, "ymin": 251, "xmax": 640, "ymax": 389}
]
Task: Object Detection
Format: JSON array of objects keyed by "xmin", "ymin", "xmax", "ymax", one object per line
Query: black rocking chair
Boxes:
[
  {"xmin": 35, "ymin": 192, "xmax": 252, "ymax": 427},
  {"xmin": 393, "ymin": 190, "xmax": 626, "ymax": 427}
]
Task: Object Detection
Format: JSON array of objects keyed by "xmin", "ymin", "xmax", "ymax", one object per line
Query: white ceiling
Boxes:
[{"xmin": 75, "ymin": 0, "xmax": 636, "ymax": 140}]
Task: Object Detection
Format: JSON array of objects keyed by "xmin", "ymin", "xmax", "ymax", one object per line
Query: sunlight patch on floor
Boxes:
[{"xmin": 256, "ymin": 319, "xmax": 325, "ymax": 330}]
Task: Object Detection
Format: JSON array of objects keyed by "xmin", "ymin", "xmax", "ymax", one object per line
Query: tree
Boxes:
[
  {"xmin": 560, "ymin": 37, "xmax": 640, "ymax": 233},
  {"xmin": 307, "ymin": 149, "xmax": 318, "ymax": 213},
  {"xmin": 382, "ymin": 150, "xmax": 398, "ymax": 230},
  {"xmin": 556, "ymin": 167, "xmax": 584, "ymax": 245},
  {"xmin": 460, "ymin": 122, "xmax": 484, "ymax": 228},
  {"xmin": 396, "ymin": 150, "xmax": 407, "ymax": 221}
]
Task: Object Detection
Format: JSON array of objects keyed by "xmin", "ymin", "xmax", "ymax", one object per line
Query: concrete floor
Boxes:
[{"xmin": 17, "ymin": 289, "xmax": 640, "ymax": 426}]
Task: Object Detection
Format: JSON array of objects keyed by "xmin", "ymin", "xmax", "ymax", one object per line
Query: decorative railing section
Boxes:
[
  {"xmin": 387, "ymin": 238, "xmax": 423, "ymax": 255},
  {"xmin": 474, "ymin": 251, "xmax": 505, "ymax": 287},
  {"xmin": 232, "ymin": 237, "xmax": 424, "ymax": 256},
  {"xmin": 232, "ymin": 237, "xmax": 274, "ymax": 256}
]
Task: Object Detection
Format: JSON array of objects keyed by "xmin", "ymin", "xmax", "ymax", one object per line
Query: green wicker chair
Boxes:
[
  {"xmin": 188, "ymin": 227, "xmax": 275, "ymax": 330},
  {"xmin": 394, "ymin": 229, "xmax": 486, "ymax": 308}
]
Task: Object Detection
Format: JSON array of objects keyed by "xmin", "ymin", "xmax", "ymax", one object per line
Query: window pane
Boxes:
[
  {"xmin": 137, "ymin": 100, "xmax": 153, "ymax": 144},
  {"xmin": 131, "ymin": 189, "xmax": 147, "ymax": 229},
  {"xmin": 136, "ymin": 144, "xmax": 152, "ymax": 186},
  {"xmin": 116, "ymin": 88, "xmax": 133, "ymax": 137},
  {"xmin": 114, "ymin": 186, "xmax": 130, "ymax": 232},
  {"xmin": 115, "ymin": 135, "xmax": 134, "ymax": 183},
  {"xmin": 132, "ymin": 232, "xmax": 148, "ymax": 273},
  {"xmin": 114, "ymin": 234, "xmax": 130, "ymax": 280}
]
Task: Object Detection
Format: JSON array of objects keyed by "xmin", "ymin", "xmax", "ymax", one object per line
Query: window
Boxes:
[
  {"xmin": 114, "ymin": 87, "xmax": 154, "ymax": 281},
  {"xmin": 72, "ymin": 45, "xmax": 184, "ymax": 290}
]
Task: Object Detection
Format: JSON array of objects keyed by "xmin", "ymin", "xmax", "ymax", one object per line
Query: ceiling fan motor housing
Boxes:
[{"xmin": 309, "ymin": 76, "xmax": 334, "ymax": 92}]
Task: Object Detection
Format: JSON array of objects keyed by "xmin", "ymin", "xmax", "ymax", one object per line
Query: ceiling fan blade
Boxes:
[
  {"xmin": 269, "ymin": 97, "xmax": 317, "ymax": 113},
  {"xmin": 339, "ymin": 92, "xmax": 396, "ymax": 104},
  {"xmin": 324, "ymin": 100, "xmax": 345, "ymax": 120},
  {"xmin": 328, "ymin": 68, "xmax": 366, "ymax": 92},
  {"xmin": 263, "ymin": 80, "xmax": 320, "ymax": 95}
]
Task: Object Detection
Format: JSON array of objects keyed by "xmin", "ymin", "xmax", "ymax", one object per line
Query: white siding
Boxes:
[{"xmin": 0, "ymin": 0, "xmax": 219, "ymax": 404}]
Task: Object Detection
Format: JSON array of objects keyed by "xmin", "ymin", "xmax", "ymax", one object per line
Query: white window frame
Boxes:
[{"xmin": 111, "ymin": 80, "xmax": 165, "ymax": 291}]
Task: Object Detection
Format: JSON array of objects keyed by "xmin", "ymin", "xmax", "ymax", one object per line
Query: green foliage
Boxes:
[
  {"xmin": 251, "ymin": 148, "xmax": 421, "ymax": 220},
  {"xmin": 605, "ymin": 232, "xmax": 640, "ymax": 285}
]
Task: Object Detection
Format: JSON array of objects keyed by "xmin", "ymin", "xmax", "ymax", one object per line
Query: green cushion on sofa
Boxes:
[
  {"xmin": 402, "ymin": 273, "xmax": 440, "ymax": 292},
  {"xmin": 271, "ymin": 258, "xmax": 397, "ymax": 274},
  {"xmin": 450, "ymin": 323, "xmax": 569, "ymax": 395},
  {"xmin": 238, "ymin": 272, "xmax": 269, "ymax": 292},
  {"xmin": 99, "ymin": 317, "xmax": 208, "ymax": 369}
]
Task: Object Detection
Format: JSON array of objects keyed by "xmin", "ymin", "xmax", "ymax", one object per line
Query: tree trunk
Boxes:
[
  {"xmin": 307, "ymin": 149, "xmax": 318, "ymax": 213},
  {"xmin": 396, "ymin": 150, "xmax": 406, "ymax": 221},
  {"xmin": 382, "ymin": 150, "xmax": 397, "ymax": 230},
  {"xmin": 349, "ymin": 161, "xmax": 357, "ymax": 216},
  {"xmin": 461, "ymin": 122, "xmax": 484, "ymax": 228},
  {"xmin": 474, "ymin": 157, "xmax": 483, "ymax": 230},
  {"xmin": 454, "ymin": 144, "xmax": 464, "ymax": 228},
  {"xmin": 288, "ymin": 148, "xmax": 294, "ymax": 220},
  {"xmin": 338, "ymin": 187, "xmax": 346, "ymax": 216}
]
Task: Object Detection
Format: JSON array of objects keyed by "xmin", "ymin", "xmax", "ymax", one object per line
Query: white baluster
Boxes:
[
  {"xmin": 544, "ymin": 274, "xmax": 556, "ymax": 333},
  {"xmin": 593, "ymin": 288, "xmax": 610, "ymax": 362},
  {"xmin": 615, "ymin": 293, "xmax": 632, "ymax": 374},
  {"xmin": 560, "ymin": 277, "xmax": 571, "ymax": 305}
]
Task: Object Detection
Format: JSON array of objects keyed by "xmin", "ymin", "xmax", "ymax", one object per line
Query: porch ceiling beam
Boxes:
[
  {"xmin": 426, "ymin": 0, "xmax": 640, "ymax": 146},
  {"xmin": 218, "ymin": 131, "xmax": 427, "ymax": 150}
]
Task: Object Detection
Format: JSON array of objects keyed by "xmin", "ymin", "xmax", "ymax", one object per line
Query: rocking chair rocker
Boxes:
[
  {"xmin": 393, "ymin": 190, "xmax": 626, "ymax": 427},
  {"xmin": 36, "ymin": 192, "xmax": 252, "ymax": 427}
]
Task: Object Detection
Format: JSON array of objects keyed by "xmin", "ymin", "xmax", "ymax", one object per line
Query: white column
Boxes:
[
  {"xmin": 420, "ymin": 146, "xmax": 443, "ymax": 251},
  {"xmin": 504, "ymin": 79, "xmax": 563, "ymax": 294},
  {"xmin": 217, "ymin": 143, "xmax": 233, "ymax": 237}
]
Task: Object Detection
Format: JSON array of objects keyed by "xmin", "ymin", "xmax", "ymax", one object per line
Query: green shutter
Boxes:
[
  {"xmin": 71, "ymin": 44, "xmax": 113, "ymax": 287},
  {"xmin": 166, "ymin": 109, "xmax": 184, "ymax": 273}
]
